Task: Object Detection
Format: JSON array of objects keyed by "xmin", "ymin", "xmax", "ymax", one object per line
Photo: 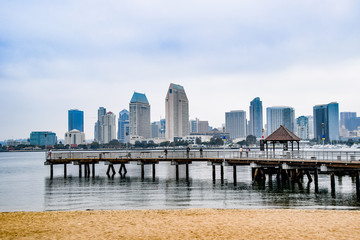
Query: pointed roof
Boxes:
[
  {"xmin": 130, "ymin": 92, "xmax": 149, "ymax": 104},
  {"xmin": 265, "ymin": 125, "xmax": 300, "ymax": 141}
]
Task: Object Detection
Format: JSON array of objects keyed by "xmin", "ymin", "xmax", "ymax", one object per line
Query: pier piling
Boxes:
[{"xmin": 233, "ymin": 166, "xmax": 237, "ymax": 186}]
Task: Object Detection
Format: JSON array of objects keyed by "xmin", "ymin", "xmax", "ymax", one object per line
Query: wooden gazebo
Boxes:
[{"xmin": 264, "ymin": 125, "xmax": 301, "ymax": 152}]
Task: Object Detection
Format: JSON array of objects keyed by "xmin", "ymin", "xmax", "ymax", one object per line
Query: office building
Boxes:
[
  {"xmin": 30, "ymin": 131, "xmax": 57, "ymax": 146},
  {"xmin": 313, "ymin": 102, "xmax": 339, "ymax": 142},
  {"xmin": 190, "ymin": 118, "xmax": 209, "ymax": 134},
  {"xmin": 266, "ymin": 106, "xmax": 295, "ymax": 136},
  {"xmin": 296, "ymin": 116, "xmax": 309, "ymax": 140},
  {"xmin": 340, "ymin": 112, "xmax": 360, "ymax": 131},
  {"xmin": 117, "ymin": 109, "xmax": 130, "ymax": 143},
  {"xmin": 101, "ymin": 112, "xmax": 116, "ymax": 144},
  {"xmin": 225, "ymin": 110, "xmax": 247, "ymax": 139},
  {"xmin": 64, "ymin": 129, "xmax": 85, "ymax": 146},
  {"xmin": 94, "ymin": 107, "xmax": 106, "ymax": 142},
  {"xmin": 165, "ymin": 83, "xmax": 189, "ymax": 141},
  {"xmin": 68, "ymin": 109, "xmax": 84, "ymax": 132},
  {"xmin": 129, "ymin": 92, "xmax": 151, "ymax": 139},
  {"xmin": 151, "ymin": 122, "xmax": 160, "ymax": 138},
  {"xmin": 249, "ymin": 97, "xmax": 263, "ymax": 138},
  {"xmin": 306, "ymin": 115, "xmax": 314, "ymax": 139}
]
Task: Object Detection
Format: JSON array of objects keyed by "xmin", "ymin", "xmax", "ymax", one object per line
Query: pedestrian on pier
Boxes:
[
  {"xmin": 164, "ymin": 149, "xmax": 168, "ymax": 158},
  {"xmin": 239, "ymin": 147, "xmax": 243, "ymax": 158},
  {"xmin": 246, "ymin": 148, "xmax": 250, "ymax": 157},
  {"xmin": 186, "ymin": 146, "xmax": 190, "ymax": 158},
  {"xmin": 200, "ymin": 147, "xmax": 203, "ymax": 158},
  {"xmin": 47, "ymin": 149, "xmax": 52, "ymax": 159}
]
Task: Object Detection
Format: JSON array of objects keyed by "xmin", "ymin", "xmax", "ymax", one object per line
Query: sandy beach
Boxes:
[{"xmin": 1, "ymin": 208, "xmax": 360, "ymax": 239}]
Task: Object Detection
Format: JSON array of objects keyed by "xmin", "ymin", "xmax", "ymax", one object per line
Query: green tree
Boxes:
[
  {"xmin": 90, "ymin": 141, "xmax": 100, "ymax": 149},
  {"xmin": 246, "ymin": 135, "xmax": 257, "ymax": 145},
  {"xmin": 195, "ymin": 138, "xmax": 202, "ymax": 145}
]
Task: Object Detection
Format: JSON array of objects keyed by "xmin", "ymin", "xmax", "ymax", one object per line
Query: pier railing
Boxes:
[{"xmin": 47, "ymin": 149, "xmax": 360, "ymax": 163}]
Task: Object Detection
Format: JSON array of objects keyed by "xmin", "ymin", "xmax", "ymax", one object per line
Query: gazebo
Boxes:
[{"xmin": 263, "ymin": 125, "xmax": 301, "ymax": 152}]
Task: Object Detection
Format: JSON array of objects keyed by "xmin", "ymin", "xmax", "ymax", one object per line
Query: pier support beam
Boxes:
[
  {"xmin": 119, "ymin": 164, "xmax": 127, "ymax": 178},
  {"xmin": 50, "ymin": 164, "xmax": 53, "ymax": 179},
  {"xmin": 212, "ymin": 165, "xmax": 216, "ymax": 182},
  {"xmin": 220, "ymin": 165, "xmax": 224, "ymax": 184},
  {"xmin": 92, "ymin": 163, "xmax": 95, "ymax": 178},
  {"xmin": 152, "ymin": 163, "xmax": 156, "ymax": 181},
  {"xmin": 141, "ymin": 164, "xmax": 145, "ymax": 180},
  {"xmin": 330, "ymin": 172, "xmax": 336, "ymax": 195},
  {"xmin": 186, "ymin": 164, "xmax": 189, "ymax": 181},
  {"xmin": 355, "ymin": 171, "xmax": 360, "ymax": 198},
  {"xmin": 233, "ymin": 165, "xmax": 237, "ymax": 186},
  {"xmin": 79, "ymin": 164, "xmax": 82, "ymax": 178},
  {"xmin": 305, "ymin": 170, "xmax": 312, "ymax": 182},
  {"xmin": 314, "ymin": 168, "xmax": 319, "ymax": 194},
  {"xmin": 106, "ymin": 164, "xmax": 116, "ymax": 177},
  {"xmin": 176, "ymin": 164, "xmax": 179, "ymax": 181},
  {"xmin": 63, "ymin": 164, "xmax": 67, "ymax": 178}
]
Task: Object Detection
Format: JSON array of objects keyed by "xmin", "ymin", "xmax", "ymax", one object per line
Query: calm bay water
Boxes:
[{"xmin": 0, "ymin": 151, "xmax": 359, "ymax": 212}]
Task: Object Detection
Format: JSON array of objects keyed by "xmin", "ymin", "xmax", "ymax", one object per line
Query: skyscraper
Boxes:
[
  {"xmin": 296, "ymin": 116, "xmax": 309, "ymax": 140},
  {"xmin": 129, "ymin": 92, "xmax": 151, "ymax": 139},
  {"xmin": 68, "ymin": 109, "xmax": 84, "ymax": 132},
  {"xmin": 313, "ymin": 102, "xmax": 339, "ymax": 142},
  {"xmin": 266, "ymin": 106, "xmax": 295, "ymax": 135},
  {"xmin": 94, "ymin": 107, "xmax": 106, "ymax": 142},
  {"xmin": 225, "ymin": 110, "xmax": 247, "ymax": 139},
  {"xmin": 117, "ymin": 109, "xmax": 130, "ymax": 143},
  {"xmin": 165, "ymin": 83, "xmax": 189, "ymax": 141},
  {"xmin": 101, "ymin": 112, "xmax": 116, "ymax": 144},
  {"xmin": 249, "ymin": 97, "xmax": 263, "ymax": 138}
]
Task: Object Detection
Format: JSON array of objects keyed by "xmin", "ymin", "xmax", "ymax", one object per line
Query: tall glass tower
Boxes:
[
  {"xmin": 313, "ymin": 102, "xmax": 339, "ymax": 142},
  {"xmin": 118, "ymin": 109, "xmax": 130, "ymax": 143},
  {"xmin": 266, "ymin": 106, "xmax": 295, "ymax": 135},
  {"xmin": 68, "ymin": 109, "xmax": 84, "ymax": 132},
  {"xmin": 249, "ymin": 97, "xmax": 263, "ymax": 138},
  {"xmin": 225, "ymin": 110, "xmax": 247, "ymax": 139}
]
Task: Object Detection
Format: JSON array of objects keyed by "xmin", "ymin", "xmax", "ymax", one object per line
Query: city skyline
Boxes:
[{"xmin": 1, "ymin": 1, "xmax": 360, "ymax": 140}]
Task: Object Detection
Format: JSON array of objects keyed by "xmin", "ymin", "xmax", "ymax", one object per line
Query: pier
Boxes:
[{"xmin": 45, "ymin": 149, "xmax": 360, "ymax": 196}]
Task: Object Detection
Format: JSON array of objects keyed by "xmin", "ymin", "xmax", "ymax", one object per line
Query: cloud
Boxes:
[{"xmin": 0, "ymin": 0, "xmax": 360, "ymax": 139}]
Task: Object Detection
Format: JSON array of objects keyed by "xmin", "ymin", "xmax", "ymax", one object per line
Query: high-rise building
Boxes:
[
  {"xmin": 159, "ymin": 119, "xmax": 166, "ymax": 138},
  {"xmin": 190, "ymin": 118, "xmax": 209, "ymax": 134},
  {"xmin": 101, "ymin": 112, "xmax": 116, "ymax": 144},
  {"xmin": 129, "ymin": 92, "xmax": 151, "ymax": 139},
  {"xmin": 117, "ymin": 109, "xmax": 130, "ymax": 143},
  {"xmin": 340, "ymin": 112, "xmax": 360, "ymax": 131},
  {"xmin": 151, "ymin": 122, "xmax": 160, "ymax": 138},
  {"xmin": 306, "ymin": 115, "xmax": 314, "ymax": 139},
  {"xmin": 296, "ymin": 116, "xmax": 309, "ymax": 140},
  {"xmin": 190, "ymin": 119, "xmax": 199, "ymax": 133},
  {"xmin": 225, "ymin": 110, "xmax": 247, "ymax": 139},
  {"xmin": 249, "ymin": 97, "xmax": 263, "ymax": 138},
  {"xmin": 68, "ymin": 109, "xmax": 84, "ymax": 132},
  {"xmin": 313, "ymin": 102, "xmax": 339, "ymax": 142},
  {"xmin": 165, "ymin": 83, "xmax": 189, "ymax": 141},
  {"xmin": 266, "ymin": 106, "xmax": 295, "ymax": 136},
  {"xmin": 30, "ymin": 131, "xmax": 57, "ymax": 146},
  {"xmin": 94, "ymin": 107, "xmax": 106, "ymax": 142}
]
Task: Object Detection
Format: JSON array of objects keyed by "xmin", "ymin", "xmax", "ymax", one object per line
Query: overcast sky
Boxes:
[{"xmin": 1, "ymin": 0, "xmax": 360, "ymax": 141}]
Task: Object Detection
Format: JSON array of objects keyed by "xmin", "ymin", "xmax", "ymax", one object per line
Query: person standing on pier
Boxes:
[
  {"xmin": 47, "ymin": 149, "xmax": 52, "ymax": 159},
  {"xmin": 186, "ymin": 146, "xmax": 190, "ymax": 158},
  {"xmin": 164, "ymin": 149, "xmax": 168, "ymax": 158},
  {"xmin": 200, "ymin": 147, "xmax": 203, "ymax": 158},
  {"xmin": 239, "ymin": 147, "xmax": 243, "ymax": 158},
  {"xmin": 246, "ymin": 148, "xmax": 250, "ymax": 157}
]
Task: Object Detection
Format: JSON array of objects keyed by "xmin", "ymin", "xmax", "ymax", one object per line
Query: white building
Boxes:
[
  {"xmin": 129, "ymin": 92, "xmax": 151, "ymax": 139},
  {"xmin": 65, "ymin": 129, "xmax": 86, "ymax": 145},
  {"xmin": 165, "ymin": 83, "xmax": 189, "ymax": 141},
  {"xmin": 101, "ymin": 112, "xmax": 116, "ymax": 144}
]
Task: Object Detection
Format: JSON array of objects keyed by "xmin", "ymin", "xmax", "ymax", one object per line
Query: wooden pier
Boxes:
[{"xmin": 44, "ymin": 149, "xmax": 360, "ymax": 196}]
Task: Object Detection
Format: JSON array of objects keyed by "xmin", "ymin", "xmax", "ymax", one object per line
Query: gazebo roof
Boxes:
[{"xmin": 265, "ymin": 125, "xmax": 300, "ymax": 142}]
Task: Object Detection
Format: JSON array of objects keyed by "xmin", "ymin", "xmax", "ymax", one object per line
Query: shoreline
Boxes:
[{"xmin": 1, "ymin": 208, "xmax": 360, "ymax": 239}]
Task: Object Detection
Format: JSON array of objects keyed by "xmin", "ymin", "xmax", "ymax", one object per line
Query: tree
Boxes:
[
  {"xmin": 195, "ymin": 138, "xmax": 202, "ymax": 145},
  {"xmin": 246, "ymin": 135, "xmax": 257, "ymax": 145},
  {"xmin": 90, "ymin": 141, "xmax": 100, "ymax": 149}
]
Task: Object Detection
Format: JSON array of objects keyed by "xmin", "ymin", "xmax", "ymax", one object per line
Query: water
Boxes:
[{"xmin": 0, "ymin": 151, "xmax": 359, "ymax": 212}]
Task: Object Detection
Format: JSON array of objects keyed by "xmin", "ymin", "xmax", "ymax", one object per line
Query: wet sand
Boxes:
[{"xmin": 1, "ymin": 209, "xmax": 360, "ymax": 239}]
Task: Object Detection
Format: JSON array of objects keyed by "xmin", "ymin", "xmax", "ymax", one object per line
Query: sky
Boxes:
[{"xmin": 1, "ymin": 0, "xmax": 360, "ymax": 141}]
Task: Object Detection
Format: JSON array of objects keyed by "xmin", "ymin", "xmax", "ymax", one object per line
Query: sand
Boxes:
[{"xmin": 1, "ymin": 209, "xmax": 360, "ymax": 239}]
